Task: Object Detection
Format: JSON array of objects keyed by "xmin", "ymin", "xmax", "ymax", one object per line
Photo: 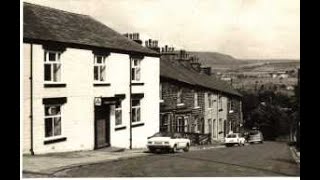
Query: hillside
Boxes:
[
  {"xmin": 188, "ymin": 51, "xmax": 247, "ymax": 65},
  {"xmin": 188, "ymin": 51, "xmax": 299, "ymax": 72}
]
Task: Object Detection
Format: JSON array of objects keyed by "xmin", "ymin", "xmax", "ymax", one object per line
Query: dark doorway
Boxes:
[{"xmin": 94, "ymin": 104, "xmax": 110, "ymax": 149}]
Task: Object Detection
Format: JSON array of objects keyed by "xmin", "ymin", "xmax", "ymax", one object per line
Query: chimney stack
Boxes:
[
  {"xmin": 145, "ymin": 38, "xmax": 160, "ymax": 52},
  {"xmin": 124, "ymin": 32, "xmax": 142, "ymax": 45}
]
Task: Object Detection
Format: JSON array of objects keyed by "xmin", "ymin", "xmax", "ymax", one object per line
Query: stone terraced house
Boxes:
[{"xmin": 148, "ymin": 45, "xmax": 243, "ymax": 143}]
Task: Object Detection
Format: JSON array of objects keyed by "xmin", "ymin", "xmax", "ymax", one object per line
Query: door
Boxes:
[
  {"xmin": 208, "ymin": 119, "xmax": 212, "ymax": 136},
  {"xmin": 94, "ymin": 105, "xmax": 110, "ymax": 149}
]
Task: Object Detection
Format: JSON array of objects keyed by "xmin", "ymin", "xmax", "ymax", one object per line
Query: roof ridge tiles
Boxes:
[{"xmin": 160, "ymin": 59, "xmax": 242, "ymax": 97}]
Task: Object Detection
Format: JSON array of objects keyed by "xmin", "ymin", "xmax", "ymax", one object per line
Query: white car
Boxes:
[
  {"xmin": 225, "ymin": 133, "xmax": 245, "ymax": 147},
  {"xmin": 147, "ymin": 132, "xmax": 191, "ymax": 153}
]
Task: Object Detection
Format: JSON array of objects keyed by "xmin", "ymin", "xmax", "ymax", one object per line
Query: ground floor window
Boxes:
[
  {"xmin": 132, "ymin": 99, "xmax": 141, "ymax": 123},
  {"xmin": 173, "ymin": 116, "xmax": 189, "ymax": 133},
  {"xmin": 177, "ymin": 117, "xmax": 184, "ymax": 132},
  {"xmin": 115, "ymin": 101, "xmax": 122, "ymax": 126},
  {"xmin": 44, "ymin": 104, "xmax": 62, "ymax": 138}
]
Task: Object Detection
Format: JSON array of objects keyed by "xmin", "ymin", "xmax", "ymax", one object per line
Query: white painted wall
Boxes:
[
  {"xmin": 23, "ymin": 44, "xmax": 31, "ymax": 154},
  {"xmin": 23, "ymin": 42, "xmax": 159, "ymax": 154},
  {"xmin": 131, "ymin": 56, "xmax": 160, "ymax": 148}
]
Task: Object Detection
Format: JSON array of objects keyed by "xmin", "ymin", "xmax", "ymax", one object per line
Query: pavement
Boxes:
[{"xmin": 23, "ymin": 142, "xmax": 225, "ymax": 176}]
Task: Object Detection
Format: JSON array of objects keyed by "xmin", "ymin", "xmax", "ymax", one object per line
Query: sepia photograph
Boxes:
[{"xmin": 21, "ymin": 0, "xmax": 300, "ymax": 178}]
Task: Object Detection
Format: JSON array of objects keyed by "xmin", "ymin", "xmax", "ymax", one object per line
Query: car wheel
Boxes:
[
  {"xmin": 183, "ymin": 144, "xmax": 190, "ymax": 152},
  {"xmin": 260, "ymin": 141, "xmax": 263, "ymax": 144},
  {"xmin": 149, "ymin": 148, "xmax": 155, "ymax": 153},
  {"xmin": 171, "ymin": 145, "xmax": 177, "ymax": 153}
]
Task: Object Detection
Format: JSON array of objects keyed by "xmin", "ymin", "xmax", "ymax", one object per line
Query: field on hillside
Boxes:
[{"xmin": 213, "ymin": 61, "xmax": 300, "ymax": 96}]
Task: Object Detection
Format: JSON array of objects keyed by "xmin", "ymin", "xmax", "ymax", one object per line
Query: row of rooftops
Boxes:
[{"xmin": 23, "ymin": 2, "xmax": 242, "ymax": 98}]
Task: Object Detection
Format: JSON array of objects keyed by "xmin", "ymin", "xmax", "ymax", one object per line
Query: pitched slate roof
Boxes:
[
  {"xmin": 23, "ymin": 2, "xmax": 159, "ymax": 56},
  {"xmin": 160, "ymin": 59, "xmax": 242, "ymax": 97}
]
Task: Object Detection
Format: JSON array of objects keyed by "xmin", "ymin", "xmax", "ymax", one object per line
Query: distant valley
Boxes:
[
  {"xmin": 188, "ymin": 51, "xmax": 300, "ymax": 73},
  {"xmin": 188, "ymin": 51, "xmax": 300, "ymax": 95}
]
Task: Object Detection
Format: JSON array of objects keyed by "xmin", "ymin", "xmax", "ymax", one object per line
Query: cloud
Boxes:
[{"xmin": 23, "ymin": 0, "xmax": 300, "ymax": 59}]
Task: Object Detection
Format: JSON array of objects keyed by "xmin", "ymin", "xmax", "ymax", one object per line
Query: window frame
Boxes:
[
  {"xmin": 93, "ymin": 55, "xmax": 107, "ymax": 83},
  {"xmin": 44, "ymin": 50, "xmax": 62, "ymax": 83},
  {"xmin": 208, "ymin": 94, "xmax": 213, "ymax": 108},
  {"xmin": 131, "ymin": 58, "xmax": 142, "ymax": 82},
  {"xmin": 44, "ymin": 104, "xmax": 63, "ymax": 139},
  {"xmin": 177, "ymin": 117, "xmax": 184, "ymax": 133},
  {"xmin": 177, "ymin": 88, "xmax": 183, "ymax": 105},
  {"xmin": 194, "ymin": 92, "xmax": 199, "ymax": 108},
  {"xmin": 131, "ymin": 99, "xmax": 141, "ymax": 123},
  {"xmin": 115, "ymin": 101, "xmax": 122, "ymax": 126},
  {"xmin": 219, "ymin": 95, "xmax": 223, "ymax": 111},
  {"xmin": 160, "ymin": 114, "xmax": 170, "ymax": 132},
  {"xmin": 229, "ymin": 99, "xmax": 234, "ymax": 113}
]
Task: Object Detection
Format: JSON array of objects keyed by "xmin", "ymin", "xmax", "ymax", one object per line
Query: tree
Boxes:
[{"xmin": 239, "ymin": 89, "xmax": 299, "ymax": 141}]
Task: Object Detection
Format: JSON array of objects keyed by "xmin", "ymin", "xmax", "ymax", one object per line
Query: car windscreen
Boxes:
[
  {"xmin": 227, "ymin": 134, "xmax": 237, "ymax": 138},
  {"xmin": 249, "ymin": 131, "xmax": 259, "ymax": 135},
  {"xmin": 152, "ymin": 132, "xmax": 173, "ymax": 137}
]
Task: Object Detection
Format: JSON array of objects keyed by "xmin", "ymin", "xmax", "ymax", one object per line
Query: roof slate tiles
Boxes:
[{"xmin": 23, "ymin": 2, "xmax": 159, "ymax": 56}]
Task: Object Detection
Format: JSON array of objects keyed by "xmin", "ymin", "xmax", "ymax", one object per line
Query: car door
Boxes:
[{"xmin": 174, "ymin": 133, "xmax": 186, "ymax": 149}]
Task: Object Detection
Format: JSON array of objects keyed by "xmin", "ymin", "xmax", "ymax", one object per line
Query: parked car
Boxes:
[
  {"xmin": 224, "ymin": 133, "xmax": 246, "ymax": 147},
  {"xmin": 147, "ymin": 132, "xmax": 191, "ymax": 153},
  {"xmin": 248, "ymin": 130, "xmax": 264, "ymax": 144}
]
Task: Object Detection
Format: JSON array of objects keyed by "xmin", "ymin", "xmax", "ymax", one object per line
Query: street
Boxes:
[{"xmin": 52, "ymin": 141, "xmax": 299, "ymax": 177}]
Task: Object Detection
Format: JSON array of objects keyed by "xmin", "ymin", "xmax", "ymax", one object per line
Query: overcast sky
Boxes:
[{"xmin": 23, "ymin": 0, "xmax": 300, "ymax": 59}]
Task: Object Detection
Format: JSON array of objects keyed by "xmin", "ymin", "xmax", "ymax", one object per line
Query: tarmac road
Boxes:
[{"xmin": 53, "ymin": 141, "xmax": 300, "ymax": 177}]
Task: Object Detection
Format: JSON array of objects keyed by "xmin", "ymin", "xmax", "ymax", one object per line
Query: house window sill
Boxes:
[
  {"xmin": 44, "ymin": 83, "xmax": 67, "ymax": 88},
  {"xmin": 131, "ymin": 122, "xmax": 145, "ymax": 128},
  {"xmin": 115, "ymin": 126, "xmax": 126, "ymax": 131},
  {"xmin": 160, "ymin": 99, "xmax": 164, "ymax": 103},
  {"xmin": 177, "ymin": 103, "xmax": 185, "ymax": 107},
  {"xmin": 131, "ymin": 82, "xmax": 145, "ymax": 86},
  {"xmin": 93, "ymin": 83, "xmax": 111, "ymax": 87},
  {"xmin": 193, "ymin": 106, "xmax": 201, "ymax": 109},
  {"xmin": 44, "ymin": 137, "xmax": 67, "ymax": 145}
]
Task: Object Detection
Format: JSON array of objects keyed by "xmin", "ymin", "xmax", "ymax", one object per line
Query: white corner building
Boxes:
[{"xmin": 23, "ymin": 2, "xmax": 160, "ymax": 154}]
